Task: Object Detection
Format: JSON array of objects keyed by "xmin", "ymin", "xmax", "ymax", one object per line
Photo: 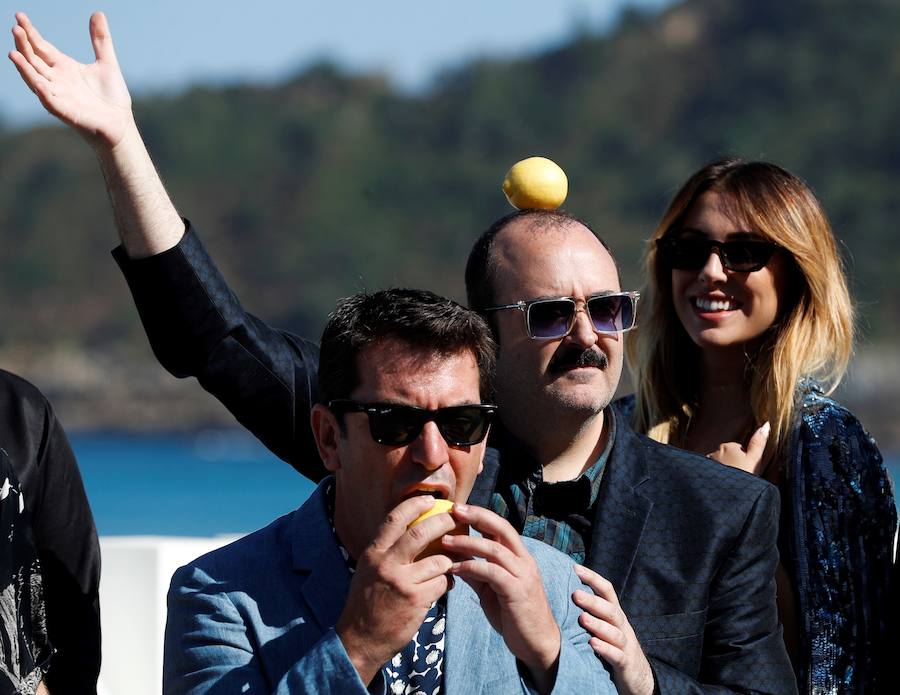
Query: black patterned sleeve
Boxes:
[{"xmin": 113, "ymin": 222, "xmax": 323, "ymax": 481}]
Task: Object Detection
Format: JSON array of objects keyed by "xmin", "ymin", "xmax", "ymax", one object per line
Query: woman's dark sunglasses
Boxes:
[
  {"xmin": 328, "ymin": 400, "xmax": 497, "ymax": 446},
  {"xmin": 483, "ymin": 292, "xmax": 639, "ymax": 340},
  {"xmin": 656, "ymin": 236, "xmax": 779, "ymax": 272}
]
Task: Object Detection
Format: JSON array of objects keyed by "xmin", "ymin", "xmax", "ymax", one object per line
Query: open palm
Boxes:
[{"xmin": 9, "ymin": 12, "xmax": 133, "ymax": 149}]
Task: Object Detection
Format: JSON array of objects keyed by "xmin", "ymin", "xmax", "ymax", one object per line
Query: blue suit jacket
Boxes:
[{"xmin": 163, "ymin": 481, "xmax": 615, "ymax": 694}]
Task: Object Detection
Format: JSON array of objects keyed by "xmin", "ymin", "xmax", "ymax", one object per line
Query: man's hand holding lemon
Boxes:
[{"xmin": 336, "ymin": 494, "xmax": 458, "ymax": 685}]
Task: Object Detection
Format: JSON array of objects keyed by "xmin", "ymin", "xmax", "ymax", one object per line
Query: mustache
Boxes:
[{"xmin": 549, "ymin": 347, "xmax": 609, "ymax": 373}]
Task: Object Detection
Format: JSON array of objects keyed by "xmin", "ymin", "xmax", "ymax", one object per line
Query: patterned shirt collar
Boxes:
[{"xmin": 489, "ymin": 406, "xmax": 617, "ymax": 563}]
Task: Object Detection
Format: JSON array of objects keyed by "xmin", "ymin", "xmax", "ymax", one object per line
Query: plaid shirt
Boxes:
[{"xmin": 488, "ymin": 411, "xmax": 615, "ymax": 564}]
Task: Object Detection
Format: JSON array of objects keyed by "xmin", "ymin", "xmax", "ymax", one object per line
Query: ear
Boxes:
[{"xmin": 311, "ymin": 403, "xmax": 342, "ymax": 472}]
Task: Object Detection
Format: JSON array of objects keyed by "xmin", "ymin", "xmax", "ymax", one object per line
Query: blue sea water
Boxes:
[
  {"xmin": 71, "ymin": 432, "xmax": 900, "ymax": 537},
  {"xmin": 71, "ymin": 431, "xmax": 316, "ymax": 536}
]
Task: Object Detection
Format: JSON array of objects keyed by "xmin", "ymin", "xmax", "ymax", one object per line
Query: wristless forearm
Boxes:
[{"xmin": 95, "ymin": 120, "xmax": 184, "ymax": 259}]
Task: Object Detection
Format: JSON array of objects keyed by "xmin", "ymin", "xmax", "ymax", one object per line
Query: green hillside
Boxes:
[{"xmin": 1, "ymin": 0, "xmax": 898, "ymax": 362}]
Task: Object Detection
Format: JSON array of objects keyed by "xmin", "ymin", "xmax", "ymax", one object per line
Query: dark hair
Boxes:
[
  {"xmin": 317, "ymin": 288, "xmax": 496, "ymax": 405},
  {"xmin": 465, "ymin": 209, "xmax": 615, "ymax": 315}
]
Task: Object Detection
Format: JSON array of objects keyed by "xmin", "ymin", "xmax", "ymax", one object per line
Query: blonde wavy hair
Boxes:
[{"xmin": 626, "ymin": 158, "xmax": 854, "ymax": 467}]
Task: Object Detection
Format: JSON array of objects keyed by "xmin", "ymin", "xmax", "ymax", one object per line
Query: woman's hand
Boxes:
[{"xmin": 707, "ymin": 421, "xmax": 770, "ymax": 476}]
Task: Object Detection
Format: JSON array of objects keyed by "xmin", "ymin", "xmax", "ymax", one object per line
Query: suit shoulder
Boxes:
[
  {"xmin": 639, "ymin": 431, "xmax": 774, "ymax": 499},
  {"xmin": 173, "ymin": 510, "xmax": 296, "ymax": 587},
  {"xmin": 522, "ymin": 537, "xmax": 578, "ymax": 582},
  {"xmin": 521, "ymin": 537, "xmax": 581, "ymax": 603}
]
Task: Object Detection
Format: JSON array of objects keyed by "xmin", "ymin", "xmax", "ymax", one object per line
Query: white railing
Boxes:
[{"xmin": 97, "ymin": 535, "xmax": 241, "ymax": 695}]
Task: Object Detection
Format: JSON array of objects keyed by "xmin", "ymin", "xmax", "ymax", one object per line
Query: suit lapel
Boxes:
[
  {"xmin": 290, "ymin": 482, "xmax": 352, "ymax": 631},
  {"xmin": 588, "ymin": 410, "xmax": 653, "ymax": 597},
  {"xmin": 444, "ymin": 581, "xmax": 490, "ymax": 695}
]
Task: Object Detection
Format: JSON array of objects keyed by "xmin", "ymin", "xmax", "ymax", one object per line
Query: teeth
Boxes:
[{"xmin": 694, "ymin": 297, "xmax": 737, "ymax": 312}]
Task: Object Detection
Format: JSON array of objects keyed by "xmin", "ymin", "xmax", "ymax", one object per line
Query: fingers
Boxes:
[
  {"xmin": 574, "ymin": 564, "xmax": 616, "ymax": 601},
  {"xmin": 368, "ymin": 495, "xmax": 436, "ymax": 552},
  {"xmin": 11, "ymin": 25, "xmax": 52, "ymax": 80},
  {"xmin": 579, "ymin": 609, "xmax": 626, "ymax": 652},
  {"xmin": 417, "ymin": 571, "xmax": 453, "ymax": 599},
  {"xmin": 573, "ymin": 589, "xmax": 628, "ymax": 650},
  {"xmin": 369, "ymin": 496, "xmax": 461, "ymax": 566},
  {"xmin": 572, "ymin": 588, "xmax": 618, "ymax": 623},
  {"xmin": 707, "ymin": 422, "xmax": 770, "ymax": 475},
  {"xmin": 404, "ymin": 553, "xmax": 454, "ymax": 585},
  {"xmin": 746, "ymin": 421, "xmax": 771, "ymax": 460},
  {"xmin": 445, "ymin": 533, "xmax": 519, "ymax": 576},
  {"xmin": 89, "ymin": 11, "xmax": 118, "ymax": 64},
  {"xmin": 451, "ymin": 554, "xmax": 513, "ymax": 591},
  {"xmin": 8, "ymin": 49, "xmax": 51, "ymax": 103},
  {"xmin": 587, "ymin": 637, "xmax": 627, "ymax": 668},
  {"xmin": 452, "ymin": 503, "xmax": 526, "ymax": 555},
  {"xmin": 14, "ymin": 12, "xmax": 60, "ymax": 66},
  {"xmin": 395, "ymin": 511, "xmax": 458, "ymax": 563},
  {"xmin": 572, "ymin": 565, "xmax": 629, "ymax": 651},
  {"xmin": 707, "ymin": 441, "xmax": 741, "ymax": 460}
]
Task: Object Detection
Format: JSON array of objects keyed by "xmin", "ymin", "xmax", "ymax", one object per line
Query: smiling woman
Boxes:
[
  {"xmin": 666, "ymin": 190, "xmax": 789, "ymax": 357},
  {"xmin": 623, "ymin": 157, "xmax": 897, "ymax": 693}
]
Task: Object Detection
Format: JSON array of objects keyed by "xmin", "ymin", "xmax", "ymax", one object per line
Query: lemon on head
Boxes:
[
  {"xmin": 502, "ymin": 156, "xmax": 568, "ymax": 210},
  {"xmin": 409, "ymin": 498, "xmax": 455, "ymax": 527}
]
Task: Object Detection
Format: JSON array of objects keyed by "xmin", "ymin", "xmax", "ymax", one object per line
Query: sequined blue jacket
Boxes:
[{"xmin": 782, "ymin": 382, "xmax": 896, "ymax": 694}]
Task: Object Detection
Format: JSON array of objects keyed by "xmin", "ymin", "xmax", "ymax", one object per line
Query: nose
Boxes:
[
  {"xmin": 565, "ymin": 305, "xmax": 600, "ymax": 348},
  {"xmin": 409, "ymin": 420, "xmax": 449, "ymax": 471},
  {"xmin": 698, "ymin": 247, "xmax": 727, "ymax": 285}
]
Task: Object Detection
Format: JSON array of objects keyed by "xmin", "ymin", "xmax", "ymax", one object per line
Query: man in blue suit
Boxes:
[{"xmin": 163, "ymin": 288, "xmax": 614, "ymax": 694}]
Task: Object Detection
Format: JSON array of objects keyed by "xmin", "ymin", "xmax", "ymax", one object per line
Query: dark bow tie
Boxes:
[{"xmin": 532, "ymin": 474, "xmax": 593, "ymax": 518}]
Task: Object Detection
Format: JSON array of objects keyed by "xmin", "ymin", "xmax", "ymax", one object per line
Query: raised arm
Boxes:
[
  {"xmin": 10, "ymin": 12, "xmax": 324, "ymax": 477},
  {"xmin": 9, "ymin": 11, "xmax": 183, "ymax": 257}
]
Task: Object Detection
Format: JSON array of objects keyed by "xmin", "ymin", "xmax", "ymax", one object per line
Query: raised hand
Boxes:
[
  {"xmin": 707, "ymin": 421, "xmax": 771, "ymax": 476},
  {"xmin": 336, "ymin": 495, "xmax": 456, "ymax": 686},
  {"xmin": 572, "ymin": 564, "xmax": 654, "ymax": 695},
  {"xmin": 9, "ymin": 11, "xmax": 134, "ymax": 150},
  {"xmin": 445, "ymin": 504, "xmax": 561, "ymax": 692}
]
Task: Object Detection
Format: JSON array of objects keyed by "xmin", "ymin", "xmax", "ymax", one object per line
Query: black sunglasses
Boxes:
[
  {"xmin": 328, "ymin": 400, "xmax": 497, "ymax": 446},
  {"xmin": 483, "ymin": 292, "xmax": 639, "ymax": 340},
  {"xmin": 656, "ymin": 236, "xmax": 779, "ymax": 272}
]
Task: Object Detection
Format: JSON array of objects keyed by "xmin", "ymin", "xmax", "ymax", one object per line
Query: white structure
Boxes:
[{"xmin": 97, "ymin": 535, "xmax": 240, "ymax": 695}]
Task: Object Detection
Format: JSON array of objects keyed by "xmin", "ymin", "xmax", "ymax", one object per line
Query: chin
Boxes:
[
  {"xmin": 691, "ymin": 334, "xmax": 753, "ymax": 356},
  {"xmin": 547, "ymin": 388, "xmax": 610, "ymax": 415}
]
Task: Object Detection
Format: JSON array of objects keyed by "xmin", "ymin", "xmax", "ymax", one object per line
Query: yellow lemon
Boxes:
[
  {"xmin": 409, "ymin": 498, "xmax": 455, "ymax": 527},
  {"xmin": 502, "ymin": 156, "xmax": 568, "ymax": 210},
  {"xmin": 409, "ymin": 499, "xmax": 468, "ymax": 559}
]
